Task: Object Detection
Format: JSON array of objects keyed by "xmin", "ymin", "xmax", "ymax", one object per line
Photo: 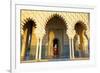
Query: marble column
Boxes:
[
  {"xmin": 69, "ymin": 38, "xmax": 72, "ymax": 59},
  {"xmin": 39, "ymin": 38, "xmax": 43, "ymax": 60},
  {"xmin": 67, "ymin": 28, "xmax": 75, "ymax": 60},
  {"xmin": 71, "ymin": 38, "xmax": 75, "ymax": 59},
  {"xmin": 67, "ymin": 28, "xmax": 72, "ymax": 59},
  {"xmin": 35, "ymin": 38, "xmax": 39, "ymax": 60}
]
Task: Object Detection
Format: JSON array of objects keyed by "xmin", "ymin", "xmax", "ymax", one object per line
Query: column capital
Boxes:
[{"xmin": 67, "ymin": 28, "xmax": 76, "ymax": 39}]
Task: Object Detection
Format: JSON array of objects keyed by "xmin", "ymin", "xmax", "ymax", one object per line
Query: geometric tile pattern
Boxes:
[{"xmin": 20, "ymin": 10, "xmax": 90, "ymax": 39}]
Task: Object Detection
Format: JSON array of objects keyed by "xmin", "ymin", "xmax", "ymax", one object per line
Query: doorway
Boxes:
[
  {"xmin": 42, "ymin": 14, "xmax": 69, "ymax": 59},
  {"xmin": 48, "ymin": 29, "xmax": 63, "ymax": 58}
]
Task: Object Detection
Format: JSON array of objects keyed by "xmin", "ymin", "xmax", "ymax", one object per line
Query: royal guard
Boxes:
[{"xmin": 53, "ymin": 38, "xmax": 59, "ymax": 58}]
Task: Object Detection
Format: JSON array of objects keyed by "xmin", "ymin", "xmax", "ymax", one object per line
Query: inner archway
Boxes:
[
  {"xmin": 42, "ymin": 14, "xmax": 69, "ymax": 59},
  {"xmin": 74, "ymin": 21, "xmax": 89, "ymax": 58},
  {"xmin": 21, "ymin": 18, "xmax": 36, "ymax": 61}
]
